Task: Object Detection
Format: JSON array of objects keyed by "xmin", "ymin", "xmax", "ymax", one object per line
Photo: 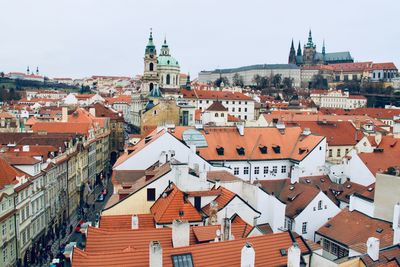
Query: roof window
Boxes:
[
  {"xmin": 172, "ymin": 253, "xmax": 194, "ymax": 267},
  {"xmin": 272, "ymin": 145, "xmax": 281, "ymax": 154},
  {"xmin": 236, "ymin": 146, "xmax": 245, "ymax": 156},
  {"xmin": 216, "ymin": 146, "xmax": 224, "ymax": 156},
  {"xmin": 259, "ymin": 145, "xmax": 267, "ymax": 154},
  {"xmin": 279, "ymin": 249, "xmax": 287, "ymax": 256}
]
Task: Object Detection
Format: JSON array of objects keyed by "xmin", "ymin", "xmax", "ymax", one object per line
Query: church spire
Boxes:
[
  {"xmin": 288, "ymin": 39, "xmax": 296, "ymax": 64},
  {"xmin": 26, "ymin": 66, "xmax": 30, "ymax": 75},
  {"xmin": 160, "ymin": 35, "xmax": 170, "ymax": 56},
  {"xmin": 322, "ymin": 39, "xmax": 326, "ymax": 55},
  {"xmin": 297, "ymin": 41, "xmax": 302, "ymax": 56},
  {"xmin": 145, "ymin": 28, "xmax": 156, "ymax": 55},
  {"xmin": 306, "ymin": 29, "xmax": 315, "ymax": 48}
]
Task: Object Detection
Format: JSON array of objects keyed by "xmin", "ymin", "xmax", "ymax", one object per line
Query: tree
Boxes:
[
  {"xmin": 8, "ymin": 88, "xmax": 20, "ymax": 100},
  {"xmin": 252, "ymin": 74, "xmax": 262, "ymax": 89},
  {"xmin": 232, "ymin": 73, "xmax": 244, "ymax": 87},
  {"xmin": 214, "ymin": 76, "xmax": 230, "ymax": 87},
  {"xmin": 0, "ymin": 72, "xmax": 4, "ymax": 78},
  {"xmin": 385, "ymin": 167, "xmax": 397, "ymax": 176},
  {"xmin": 310, "ymin": 74, "xmax": 327, "ymax": 89},
  {"xmin": 272, "ymin": 74, "xmax": 282, "ymax": 88},
  {"xmin": 282, "ymin": 77, "xmax": 293, "ymax": 89}
]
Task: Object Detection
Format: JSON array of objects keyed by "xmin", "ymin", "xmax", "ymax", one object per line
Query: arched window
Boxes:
[
  {"xmin": 318, "ymin": 200, "xmax": 322, "ymax": 210},
  {"xmin": 215, "ymin": 113, "xmax": 219, "ymax": 117},
  {"xmin": 221, "ymin": 113, "xmax": 225, "ymax": 117},
  {"xmin": 149, "ymin": 62, "xmax": 154, "ymax": 71},
  {"xmin": 149, "ymin": 83, "xmax": 154, "ymax": 91},
  {"xmin": 166, "ymin": 74, "xmax": 171, "ymax": 85}
]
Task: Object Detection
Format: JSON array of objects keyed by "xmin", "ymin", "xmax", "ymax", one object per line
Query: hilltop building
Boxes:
[{"xmin": 289, "ymin": 30, "xmax": 354, "ymax": 66}]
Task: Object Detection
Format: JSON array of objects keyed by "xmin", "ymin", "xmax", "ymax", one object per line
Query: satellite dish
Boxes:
[{"xmin": 216, "ymin": 229, "xmax": 221, "ymax": 237}]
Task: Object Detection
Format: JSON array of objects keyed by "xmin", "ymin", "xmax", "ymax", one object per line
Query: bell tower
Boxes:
[
  {"xmin": 302, "ymin": 30, "xmax": 317, "ymax": 65},
  {"xmin": 142, "ymin": 29, "xmax": 159, "ymax": 95}
]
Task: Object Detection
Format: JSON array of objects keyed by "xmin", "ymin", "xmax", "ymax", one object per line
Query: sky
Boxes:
[{"xmin": 1, "ymin": 0, "xmax": 399, "ymax": 79}]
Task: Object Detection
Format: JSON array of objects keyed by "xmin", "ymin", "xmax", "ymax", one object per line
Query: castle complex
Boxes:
[{"xmin": 289, "ymin": 30, "xmax": 354, "ymax": 66}]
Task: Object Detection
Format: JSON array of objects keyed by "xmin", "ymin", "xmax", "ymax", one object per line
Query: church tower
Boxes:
[
  {"xmin": 141, "ymin": 29, "xmax": 159, "ymax": 95},
  {"xmin": 288, "ymin": 39, "xmax": 296, "ymax": 64},
  {"xmin": 297, "ymin": 41, "xmax": 302, "ymax": 57},
  {"xmin": 302, "ymin": 30, "xmax": 317, "ymax": 65}
]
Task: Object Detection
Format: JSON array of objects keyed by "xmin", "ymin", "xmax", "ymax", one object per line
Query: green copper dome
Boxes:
[{"xmin": 157, "ymin": 55, "xmax": 179, "ymax": 67}]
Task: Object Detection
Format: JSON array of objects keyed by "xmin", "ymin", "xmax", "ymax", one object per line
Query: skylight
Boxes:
[
  {"xmin": 172, "ymin": 253, "xmax": 194, "ymax": 267},
  {"xmin": 182, "ymin": 129, "xmax": 208, "ymax": 148}
]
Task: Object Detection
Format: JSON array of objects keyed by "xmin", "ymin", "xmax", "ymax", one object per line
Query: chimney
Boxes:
[
  {"xmin": 61, "ymin": 107, "xmax": 68, "ymax": 122},
  {"xmin": 367, "ymin": 237, "xmax": 380, "ymax": 262},
  {"xmin": 159, "ymin": 151, "xmax": 167, "ymax": 165},
  {"xmin": 287, "ymin": 243, "xmax": 301, "ymax": 267},
  {"xmin": 215, "ymin": 178, "xmax": 220, "ymax": 189},
  {"xmin": 89, "ymin": 107, "xmax": 96, "ymax": 117},
  {"xmin": 199, "ymin": 170, "xmax": 207, "ymax": 182},
  {"xmin": 393, "ymin": 203, "xmax": 400, "ymax": 245},
  {"xmin": 393, "ymin": 117, "xmax": 400, "ymax": 138},
  {"xmin": 149, "ymin": 241, "xmax": 162, "ymax": 267},
  {"xmin": 208, "ymin": 201, "xmax": 218, "ymax": 225},
  {"xmin": 236, "ymin": 122, "xmax": 245, "ymax": 136},
  {"xmin": 241, "ymin": 242, "xmax": 255, "ymax": 267},
  {"xmin": 22, "ymin": 145, "xmax": 30, "ymax": 152},
  {"xmin": 172, "ymin": 220, "xmax": 190, "ymax": 248},
  {"xmin": 302, "ymin": 128, "xmax": 311, "ymax": 136},
  {"xmin": 131, "ymin": 215, "xmax": 139, "ymax": 230},
  {"xmin": 290, "ymin": 165, "xmax": 300, "ymax": 184},
  {"xmin": 222, "ymin": 217, "xmax": 231, "ymax": 241}
]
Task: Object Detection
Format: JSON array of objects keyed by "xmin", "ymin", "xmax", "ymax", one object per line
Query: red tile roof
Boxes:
[
  {"xmin": 206, "ymin": 101, "xmax": 228, "ymax": 112},
  {"xmin": 99, "ymin": 214, "xmax": 155, "ymax": 230},
  {"xmin": 181, "ymin": 89, "xmax": 252, "ymax": 101},
  {"xmin": 358, "ymin": 136, "xmax": 400, "ymax": 175},
  {"xmin": 73, "ymin": 231, "xmax": 311, "ymax": 267},
  {"xmin": 172, "ymin": 126, "xmax": 324, "ymax": 162},
  {"xmin": 202, "ymin": 187, "xmax": 236, "ymax": 216},
  {"xmin": 320, "ymin": 108, "xmax": 400, "ymax": 120},
  {"xmin": 371, "ymin": 62, "xmax": 398, "ymax": 70},
  {"xmin": 260, "ymin": 179, "xmax": 320, "ymax": 218},
  {"xmin": 0, "ymin": 157, "xmax": 21, "ymax": 189},
  {"xmin": 293, "ymin": 121, "xmax": 361, "ymax": 146},
  {"xmin": 316, "ymin": 208, "xmax": 393, "ymax": 252},
  {"xmin": 150, "ymin": 184, "xmax": 203, "ymax": 224}
]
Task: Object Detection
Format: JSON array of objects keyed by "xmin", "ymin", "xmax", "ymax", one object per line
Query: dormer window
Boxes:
[
  {"xmin": 259, "ymin": 145, "xmax": 267, "ymax": 154},
  {"xmin": 236, "ymin": 146, "xmax": 245, "ymax": 155},
  {"xmin": 216, "ymin": 146, "xmax": 224, "ymax": 156},
  {"xmin": 272, "ymin": 145, "xmax": 281, "ymax": 154}
]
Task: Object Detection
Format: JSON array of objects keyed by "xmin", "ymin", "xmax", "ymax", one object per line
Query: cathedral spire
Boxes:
[
  {"xmin": 306, "ymin": 29, "xmax": 315, "ymax": 48},
  {"xmin": 288, "ymin": 39, "xmax": 296, "ymax": 64},
  {"xmin": 297, "ymin": 41, "xmax": 302, "ymax": 56},
  {"xmin": 322, "ymin": 39, "xmax": 326, "ymax": 55}
]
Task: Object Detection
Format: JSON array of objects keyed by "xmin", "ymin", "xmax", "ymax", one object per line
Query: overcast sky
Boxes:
[{"xmin": 1, "ymin": 0, "xmax": 399, "ymax": 79}]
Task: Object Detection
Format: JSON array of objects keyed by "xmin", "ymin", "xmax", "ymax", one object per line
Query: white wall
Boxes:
[
  {"xmin": 115, "ymin": 132, "xmax": 212, "ymax": 172},
  {"xmin": 294, "ymin": 191, "xmax": 341, "ymax": 241},
  {"xmin": 213, "ymin": 196, "xmax": 260, "ymax": 227},
  {"xmin": 298, "ymin": 138, "xmax": 327, "ymax": 177},
  {"xmin": 343, "ymin": 150, "xmax": 375, "ymax": 186},
  {"xmin": 221, "ymin": 181, "xmax": 285, "ymax": 232},
  {"xmin": 349, "ymin": 195, "xmax": 374, "ymax": 217}
]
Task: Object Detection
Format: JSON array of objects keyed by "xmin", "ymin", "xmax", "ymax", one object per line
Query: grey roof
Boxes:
[
  {"xmin": 202, "ymin": 64, "xmax": 299, "ymax": 74},
  {"xmin": 315, "ymin": 52, "xmax": 353, "ymax": 62}
]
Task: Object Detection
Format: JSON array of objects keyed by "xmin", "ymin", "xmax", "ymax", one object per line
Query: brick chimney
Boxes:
[
  {"xmin": 393, "ymin": 202, "xmax": 400, "ymax": 245},
  {"xmin": 89, "ymin": 107, "xmax": 96, "ymax": 117},
  {"xmin": 131, "ymin": 215, "xmax": 139, "ymax": 230},
  {"xmin": 172, "ymin": 220, "xmax": 189, "ymax": 248},
  {"xmin": 222, "ymin": 217, "xmax": 231, "ymax": 241},
  {"xmin": 149, "ymin": 241, "xmax": 162, "ymax": 267},
  {"xmin": 287, "ymin": 243, "xmax": 301, "ymax": 267},
  {"xmin": 61, "ymin": 107, "xmax": 68, "ymax": 122},
  {"xmin": 241, "ymin": 242, "xmax": 255, "ymax": 267},
  {"xmin": 366, "ymin": 237, "xmax": 380, "ymax": 262}
]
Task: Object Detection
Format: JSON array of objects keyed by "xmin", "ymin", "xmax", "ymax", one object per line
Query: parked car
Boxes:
[
  {"xmin": 102, "ymin": 188, "xmax": 107, "ymax": 196},
  {"xmin": 75, "ymin": 219, "xmax": 85, "ymax": 233},
  {"xmin": 96, "ymin": 194, "xmax": 104, "ymax": 202}
]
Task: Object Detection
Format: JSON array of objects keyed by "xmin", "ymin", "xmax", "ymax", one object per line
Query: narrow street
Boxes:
[{"xmin": 33, "ymin": 178, "xmax": 114, "ymax": 267}]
